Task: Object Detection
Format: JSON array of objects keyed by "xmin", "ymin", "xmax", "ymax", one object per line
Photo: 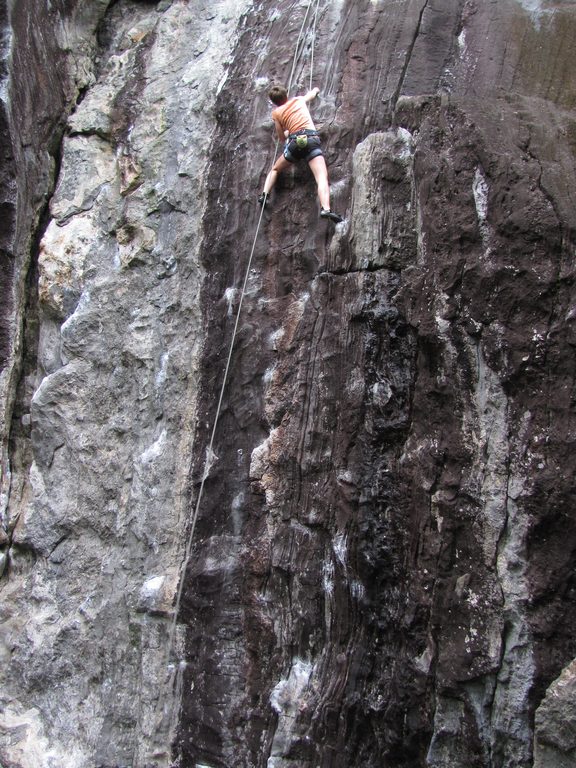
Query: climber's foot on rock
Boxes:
[{"xmin": 320, "ymin": 208, "xmax": 343, "ymax": 224}]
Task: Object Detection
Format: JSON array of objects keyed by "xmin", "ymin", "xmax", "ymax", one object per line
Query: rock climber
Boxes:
[{"xmin": 258, "ymin": 84, "xmax": 343, "ymax": 223}]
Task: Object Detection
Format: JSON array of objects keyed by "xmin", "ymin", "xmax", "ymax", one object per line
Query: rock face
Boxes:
[
  {"xmin": 534, "ymin": 658, "xmax": 576, "ymax": 768},
  {"xmin": 1, "ymin": 1, "xmax": 576, "ymax": 767},
  {"xmin": 1, "ymin": 0, "xmax": 250, "ymax": 764}
]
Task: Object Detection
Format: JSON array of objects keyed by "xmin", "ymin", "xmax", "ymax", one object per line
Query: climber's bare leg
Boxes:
[
  {"xmin": 308, "ymin": 155, "xmax": 330, "ymax": 211},
  {"xmin": 263, "ymin": 155, "xmax": 292, "ymax": 195}
]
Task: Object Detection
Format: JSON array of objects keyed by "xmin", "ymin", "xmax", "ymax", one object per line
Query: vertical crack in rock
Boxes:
[{"xmin": 392, "ymin": 0, "xmax": 430, "ymax": 109}]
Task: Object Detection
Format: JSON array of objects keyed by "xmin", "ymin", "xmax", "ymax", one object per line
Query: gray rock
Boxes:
[
  {"xmin": 0, "ymin": 0, "xmax": 250, "ymax": 766},
  {"xmin": 534, "ymin": 659, "xmax": 576, "ymax": 768}
]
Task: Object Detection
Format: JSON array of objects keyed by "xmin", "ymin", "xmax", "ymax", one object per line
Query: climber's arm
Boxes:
[
  {"xmin": 273, "ymin": 115, "xmax": 286, "ymax": 141},
  {"xmin": 303, "ymin": 87, "xmax": 320, "ymax": 103}
]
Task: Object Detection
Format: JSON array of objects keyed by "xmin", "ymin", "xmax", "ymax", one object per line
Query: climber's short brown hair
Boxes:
[{"xmin": 268, "ymin": 85, "xmax": 288, "ymax": 106}]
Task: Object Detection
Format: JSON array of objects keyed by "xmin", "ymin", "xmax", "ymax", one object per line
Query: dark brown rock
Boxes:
[{"xmin": 175, "ymin": 1, "xmax": 576, "ymax": 767}]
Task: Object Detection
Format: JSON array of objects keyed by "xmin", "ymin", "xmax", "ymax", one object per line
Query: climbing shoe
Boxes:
[
  {"xmin": 320, "ymin": 208, "xmax": 343, "ymax": 224},
  {"xmin": 257, "ymin": 193, "xmax": 269, "ymax": 207}
]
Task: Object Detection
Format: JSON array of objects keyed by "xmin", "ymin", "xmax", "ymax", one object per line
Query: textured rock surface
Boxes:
[
  {"xmin": 534, "ymin": 658, "xmax": 576, "ymax": 768},
  {"xmin": 1, "ymin": 0, "xmax": 250, "ymax": 765},
  {"xmin": 1, "ymin": 0, "xmax": 576, "ymax": 767}
]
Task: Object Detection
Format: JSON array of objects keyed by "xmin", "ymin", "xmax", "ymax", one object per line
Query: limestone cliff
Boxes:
[{"xmin": 1, "ymin": 1, "xmax": 575, "ymax": 767}]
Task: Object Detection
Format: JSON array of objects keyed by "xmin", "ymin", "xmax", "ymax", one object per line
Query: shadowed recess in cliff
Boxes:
[
  {"xmin": 174, "ymin": 2, "xmax": 352, "ymax": 764},
  {"xmin": 0, "ymin": 92, "xmax": 17, "ymax": 370},
  {"xmin": 173, "ymin": 1, "xmax": 423, "ymax": 765}
]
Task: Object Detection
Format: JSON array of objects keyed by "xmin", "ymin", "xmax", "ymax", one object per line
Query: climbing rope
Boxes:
[
  {"xmin": 309, "ymin": 0, "xmax": 321, "ymax": 90},
  {"xmin": 160, "ymin": 0, "xmax": 325, "ymax": 739},
  {"xmin": 287, "ymin": 0, "xmax": 318, "ymax": 93},
  {"xmin": 163, "ymin": 201, "xmax": 268, "ymax": 670}
]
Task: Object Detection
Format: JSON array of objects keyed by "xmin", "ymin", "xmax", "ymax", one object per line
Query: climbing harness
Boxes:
[
  {"xmin": 284, "ymin": 132, "xmax": 322, "ymax": 163},
  {"xmin": 290, "ymin": 128, "xmax": 319, "ymax": 148},
  {"xmin": 160, "ymin": 0, "xmax": 325, "ymax": 741}
]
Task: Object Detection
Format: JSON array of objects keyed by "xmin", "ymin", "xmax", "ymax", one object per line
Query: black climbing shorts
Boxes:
[{"xmin": 283, "ymin": 130, "xmax": 323, "ymax": 163}]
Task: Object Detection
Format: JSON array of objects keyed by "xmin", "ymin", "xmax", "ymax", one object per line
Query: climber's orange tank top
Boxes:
[{"xmin": 272, "ymin": 97, "xmax": 316, "ymax": 135}]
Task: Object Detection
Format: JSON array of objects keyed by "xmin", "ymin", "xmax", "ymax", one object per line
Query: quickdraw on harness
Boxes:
[{"xmin": 289, "ymin": 128, "xmax": 319, "ymax": 148}]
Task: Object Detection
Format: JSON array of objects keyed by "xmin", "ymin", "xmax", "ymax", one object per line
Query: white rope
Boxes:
[
  {"xmin": 166, "ymin": 199, "xmax": 267, "ymax": 653},
  {"xmin": 159, "ymin": 201, "xmax": 269, "ymax": 739},
  {"xmin": 287, "ymin": 0, "xmax": 322, "ymax": 92},
  {"xmin": 309, "ymin": 0, "xmax": 321, "ymax": 90},
  {"xmin": 287, "ymin": 0, "xmax": 314, "ymax": 92}
]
